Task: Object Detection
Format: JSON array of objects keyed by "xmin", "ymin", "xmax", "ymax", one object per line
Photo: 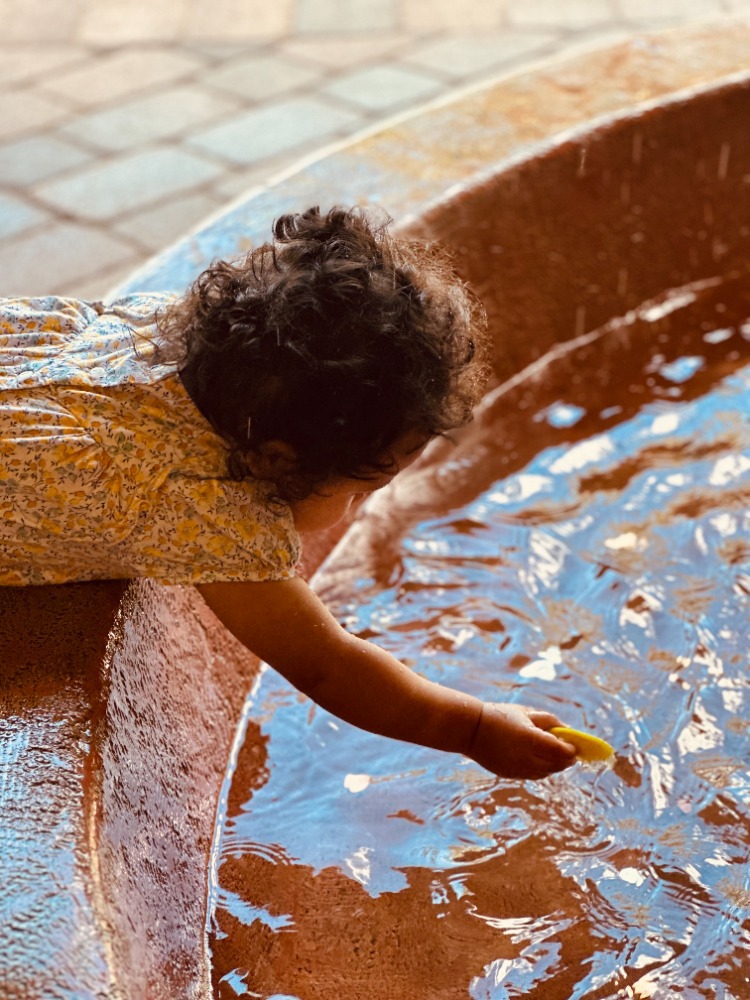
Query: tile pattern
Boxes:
[{"xmin": 0, "ymin": 0, "xmax": 743, "ymax": 296}]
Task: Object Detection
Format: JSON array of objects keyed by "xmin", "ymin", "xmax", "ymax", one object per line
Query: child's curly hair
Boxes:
[{"xmin": 155, "ymin": 205, "xmax": 489, "ymax": 502}]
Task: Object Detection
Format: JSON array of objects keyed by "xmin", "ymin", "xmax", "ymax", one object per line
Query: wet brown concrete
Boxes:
[
  {"xmin": 0, "ymin": 530, "xmax": 357, "ymax": 998},
  {"xmin": 93, "ymin": 583, "xmax": 257, "ymax": 998},
  {"xmin": 405, "ymin": 73, "xmax": 750, "ymax": 383},
  {"xmin": 0, "ymin": 583, "xmax": 124, "ymax": 998},
  {"xmin": 3, "ymin": 21, "xmax": 750, "ymax": 1000},
  {"xmin": 0, "ymin": 580, "xmax": 257, "ymax": 998}
]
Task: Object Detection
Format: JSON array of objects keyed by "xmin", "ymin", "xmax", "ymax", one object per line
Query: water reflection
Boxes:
[{"xmin": 212, "ymin": 276, "xmax": 750, "ymax": 999}]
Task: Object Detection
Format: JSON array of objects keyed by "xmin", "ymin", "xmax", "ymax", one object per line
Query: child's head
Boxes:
[{"xmin": 158, "ymin": 206, "xmax": 489, "ymax": 503}]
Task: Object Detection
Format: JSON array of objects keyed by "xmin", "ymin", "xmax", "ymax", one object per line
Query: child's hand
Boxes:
[{"xmin": 468, "ymin": 702, "xmax": 577, "ymax": 780}]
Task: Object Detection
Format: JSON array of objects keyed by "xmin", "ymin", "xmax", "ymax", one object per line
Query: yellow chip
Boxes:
[{"xmin": 550, "ymin": 726, "xmax": 614, "ymax": 762}]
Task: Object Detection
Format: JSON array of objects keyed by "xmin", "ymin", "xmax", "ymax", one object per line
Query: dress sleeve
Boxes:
[{"xmin": 129, "ymin": 473, "xmax": 302, "ymax": 585}]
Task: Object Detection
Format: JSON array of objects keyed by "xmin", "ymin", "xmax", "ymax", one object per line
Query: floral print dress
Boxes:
[{"xmin": 0, "ymin": 294, "xmax": 301, "ymax": 586}]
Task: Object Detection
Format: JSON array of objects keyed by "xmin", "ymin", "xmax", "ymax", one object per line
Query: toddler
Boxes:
[{"xmin": 0, "ymin": 206, "xmax": 575, "ymax": 780}]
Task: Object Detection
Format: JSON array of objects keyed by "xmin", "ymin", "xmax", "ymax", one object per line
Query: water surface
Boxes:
[{"xmin": 213, "ymin": 275, "xmax": 750, "ymax": 1000}]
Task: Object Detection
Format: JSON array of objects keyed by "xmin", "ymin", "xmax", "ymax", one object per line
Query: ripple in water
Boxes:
[{"xmin": 212, "ymin": 276, "xmax": 750, "ymax": 1000}]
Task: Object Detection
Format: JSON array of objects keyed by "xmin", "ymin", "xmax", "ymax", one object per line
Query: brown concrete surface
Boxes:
[
  {"xmin": 92, "ymin": 583, "xmax": 259, "ymax": 998},
  {"xmin": 0, "ymin": 579, "xmax": 258, "ymax": 999},
  {"xmin": 0, "ymin": 582, "xmax": 125, "ymax": 998},
  {"xmin": 3, "ymin": 20, "xmax": 750, "ymax": 1000}
]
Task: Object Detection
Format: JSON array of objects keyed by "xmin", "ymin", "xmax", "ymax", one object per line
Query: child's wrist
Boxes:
[
  {"xmin": 467, "ymin": 701, "xmax": 484, "ymax": 757},
  {"xmin": 430, "ymin": 687, "xmax": 484, "ymax": 756}
]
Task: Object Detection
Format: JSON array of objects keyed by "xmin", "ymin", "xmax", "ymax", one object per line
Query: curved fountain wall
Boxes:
[{"xmin": 2, "ymin": 21, "xmax": 749, "ymax": 999}]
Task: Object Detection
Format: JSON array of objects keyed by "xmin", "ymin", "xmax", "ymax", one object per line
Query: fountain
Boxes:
[{"xmin": 2, "ymin": 21, "xmax": 749, "ymax": 999}]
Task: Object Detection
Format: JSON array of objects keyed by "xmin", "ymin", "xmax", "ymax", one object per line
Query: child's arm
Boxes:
[{"xmin": 197, "ymin": 578, "xmax": 576, "ymax": 779}]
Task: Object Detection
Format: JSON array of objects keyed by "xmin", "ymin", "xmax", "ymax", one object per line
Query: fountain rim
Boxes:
[
  {"xmin": 113, "ymin": 19, "xmax": 750, "ymax": 298},
  {"xmin": 395, "ymin": 65, "xmax": 750, "ymax": 236}
]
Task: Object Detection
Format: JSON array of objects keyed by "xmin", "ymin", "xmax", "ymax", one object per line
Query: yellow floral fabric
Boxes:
[{"xmin": 0, "ymin": 294, "xmax": 301, "ymax": 586}]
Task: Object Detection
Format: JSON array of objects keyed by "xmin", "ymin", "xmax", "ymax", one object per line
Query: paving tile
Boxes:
[
  {"xmin": 0, "ymin": 134, "xmax": 93, "ymax": 185},
  {"xmin": 209, "ymin": 149, "xmax": 324, "ymax": 201},
  {"xmin": 35, "ymin": 147, "xmax": 224, "ymax": 220},
  {"xmin": 282, "ymin": 33, "xmax": 410, "ymax": 68},
  {"xmin": 59, "ymin": 84, "xmax": 241, "ymax": 152},
  {"xmin": 296, "ymin": 0, "xmax": 397, "ymax": 33},
  {"xmin": 211, "ymin": 169, "xmax": 280, "ymax": 203},
  {"xmin": 0, "ymin": 192, "xmax": 50, "ymax": 238},
  {"xmin": 75, "ymin": 258, "xmax": 152, "ymax": 302},
  {"xmin": 0, "ymin": 0, "xmax": 85, "ymax": 42},
  {"xmin": 203, "ymin": 53, "xmax": 322, "ymax": 102},
  {"xmin": 322, "ymin": 64, "xmax": 444, "ymax": 112},
  {"xmin": 185, "ymin": 43, "xmax": 266, "ymax": 61},
  {"xmin": 0, "ymin": 90, "xmax": 70, "ymax": 141},
  {"xmin": 114, "ymin": 192, "xmax": 224, "ymax": 252},
  {"xmin": 0, "ymin": 45, "xmax": 88, "ymax": 86},
  {"xmin": 37, "ymin": 48, "xmax": 205, "ymax": 108},
  {"xmin": 406, "ymin": 31, "xmax": 558, "ymax": 80},
  {"xmin": 0, "ymin": 222, "xmax": 135, "ymax": 296},
  {"xmin": 505, "ymin": 0, "xmax": 616, "ymax": 28},
  {"xmin": 184, "ymin": 0, "xmax": 293, "ymax": 39},
  {"xmin": 401, "ymin": 0, "xmax": 505, "ymax": 30},
  {"xmin": 619, "ymin": 0, "xmax": 724, "ymax": 17},
  {"xmin": 187, "ymin": 97, "xmax": 362, "ymax": 166},
  {"xmin": 559, "ymin": 25, "xmax": 638, "ymax": 51},
  {"xmin": 79, "ymin": 0, "xmax": 190, "ymax": 44}
]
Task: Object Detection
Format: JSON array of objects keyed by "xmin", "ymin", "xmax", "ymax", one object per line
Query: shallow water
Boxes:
[{"xmin": 212, "ymin": 275, "xmax": 750, "ymax": 1000}]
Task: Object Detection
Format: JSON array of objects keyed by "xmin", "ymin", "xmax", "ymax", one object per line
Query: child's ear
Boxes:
[{"xmin": 251, "ymin": 440, "xmax": 297, "ymax": 478}]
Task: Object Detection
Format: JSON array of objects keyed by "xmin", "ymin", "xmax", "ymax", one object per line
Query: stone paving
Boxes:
[{"xmin": 0, "ymin": 0, "xmax": 744, "ymax": 297}]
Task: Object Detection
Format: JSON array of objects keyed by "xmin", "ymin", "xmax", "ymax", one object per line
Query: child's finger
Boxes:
[
  {"xmin": 535, "ymin": 735, "xmax": 578, "ymax": 769},
  {"xmin": 525, "ymin": 712, "xmax": 579, "ymax": 759},
  {"xmin": 533, "ymin": 728, "xmax": 577, "ymax": 762},
  {"xmin": 526, "ymin": 754, "xmax": 574, "ymax": 779},
  {"xmin": 525, "ymin": 709, "xmax": 566, "ymax": 730}
]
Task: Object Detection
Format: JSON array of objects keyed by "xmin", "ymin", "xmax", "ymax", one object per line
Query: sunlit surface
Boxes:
[{"xmin": 212, "ymin": 275, "xmax": 750, "ymax": 999}]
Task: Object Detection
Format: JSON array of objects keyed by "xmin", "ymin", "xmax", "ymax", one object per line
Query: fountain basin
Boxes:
[{"xmin": 3, "ymin": 20, "xmax": 750, "ymax": 999}]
